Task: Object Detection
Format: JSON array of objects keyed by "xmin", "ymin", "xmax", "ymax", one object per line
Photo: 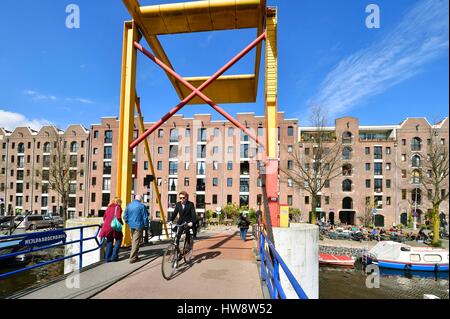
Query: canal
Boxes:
[{"xmin": 320, "ymin": 261, "xmax": 449, "ymax": 299}]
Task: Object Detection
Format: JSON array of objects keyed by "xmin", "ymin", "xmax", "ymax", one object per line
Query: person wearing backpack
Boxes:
[
  {"xmin": 237, "ymin": 213, "xmax": 251, "ymax": 242},
  {"xmin": 99, "ymin": 197, "xmax": 123, "ymax": 262}
]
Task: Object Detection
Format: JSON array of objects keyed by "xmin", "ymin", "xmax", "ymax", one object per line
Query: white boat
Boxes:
[{"xmin": 363, "ymin": 241, "xmax": 449, "ymax": 272}]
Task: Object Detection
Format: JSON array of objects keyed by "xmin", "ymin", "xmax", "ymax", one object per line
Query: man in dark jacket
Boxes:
[{"xmin": 170, "ymin": 191, "xmax": 197, "ymax": 244}]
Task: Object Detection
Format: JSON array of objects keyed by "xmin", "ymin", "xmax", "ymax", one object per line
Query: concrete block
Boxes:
[
  {"xmin": 273, "ymin": 223, "xmax": 319, "ymax": 299},
  {"xmin": 64, "ymin": 218, "xmax": 104, "ymax": 275}
]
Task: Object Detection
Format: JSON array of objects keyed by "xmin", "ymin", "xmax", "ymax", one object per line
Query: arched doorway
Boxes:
[
  {"xmin": 374, "ymin": 214, "xmax": 385, "ymax": 227},
  {"xmin": 329, "ymin": 211, "xmax": 335, "ymax": 225},
  {"xmin": 339, "ymin": 211, "xmax": 355, "ymax": 225},
  {"xmin": 400, "ymin": 213, "xmax": 408, "ymax": 226},
  {"xmin": 342, "ymin": 197, "xmax": 353, "ymax": 210}
]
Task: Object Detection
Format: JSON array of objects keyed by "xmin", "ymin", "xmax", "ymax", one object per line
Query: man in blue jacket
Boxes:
[{"xmin": 124, "ymin": 194, "xmax": 149, "ymax": 263}]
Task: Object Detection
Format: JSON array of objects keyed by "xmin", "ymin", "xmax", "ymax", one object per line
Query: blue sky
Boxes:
[{"xmin": 0, "ymin": 0, "xmax": 448, "ymax": 131}]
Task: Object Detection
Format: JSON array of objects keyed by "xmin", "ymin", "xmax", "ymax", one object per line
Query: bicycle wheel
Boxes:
[
  {"xmin": 183, "ymin": 235, "xmax": 194, "ymax": 264},
  {"xmin": 161, "ymin": 244, "xmax": 178, "ymax": 280}
]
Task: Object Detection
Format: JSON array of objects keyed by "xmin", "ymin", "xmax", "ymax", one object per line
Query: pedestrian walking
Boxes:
[
  {"xmin": 237, "ymin": 213, "xmax": 250, "ymax": 241},
  {"xmin": 99, "ymin": 197, "xmax": 123, "ymax": 262},
  {"xmin": 123, "ymin": 194, "xmax": 149, "ymax": 263}
]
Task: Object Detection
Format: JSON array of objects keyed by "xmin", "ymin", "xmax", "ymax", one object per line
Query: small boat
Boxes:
[
  {"xmin": 362, "ymin": 241, "xmax": 449, "ymax": 272},
  {"xmin": 319, "ymin": 253, "xmax": 355, "ymax": 268}
]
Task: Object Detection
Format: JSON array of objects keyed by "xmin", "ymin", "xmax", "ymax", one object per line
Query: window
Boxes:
[
  {"xmin": 386, "ymin": 197, "xmax": 391, "ymax": 205},
  {"xmin": 227, "ymin": 162, "xmax": 233, "ymax": 170},
  {"xmin": 240, "ymin": 131, "xmax": 249, "ymax": 142},
  {"xmin": 305, "ymin": 196, "xmax": 310, "ymax": 205},
  {"xmin": 103, "ymin": 162, "xmax": 112, "ymax": 175},
  {"xmin": 212, "ymin": 146, "xmax": 219, "ymax": 154},
  {"xmin": 104, "ymin": 130, "xmax": 113, "ymax": 143},
  {"xmin": 287, "ymin": 178, "xmax": 293, "ymax": 187},
  {"xmin": 288, "ymin": 160, "xmax": 293, "ymax": 170},
  {"xmin": 168, "ymin": 178, "xmax": 177, "ymax": 191},
  {"xmin": 102, "ymin": 178, "xmax": 111, "ymax": 191},
  {"xmin": 342, "ymin": 147, "xmax": 352, "ymax": 160},
  {"xmin": 70, "ymin": 142, "xmax": 78, "ymax": 153},
  {"xmin": 325, "ymin": 196, "xmax": 330, "ymax": 205},
  {"xmin": 185, "ymin": 128, "xmax": 191, "ymax": 138},
  {"xmin": 184, "ymin": 178, "xmax": 189, "ymax": 187},
  {"xmin": 185, "ymin": 161, "xmax": 190, "ymax": 170},
  {"xmin": 386, "ymin": 147, "xmax": 391, "ymax": 155},
  {"xmin": 365, "ymin": 147, "xmax": 370, "ymax": 155},
  {"xmin": 412, "ymin": 155, "xmax": 421, "ymax": 168},
  {"xmin": 374, "ymin": 163, "xmax": 382, "ymax": 175},
  {"xmin": 92, "ymin": 177, "xmax": 97, "ymax": 186},
  {"xmin": 287, "ymin": 145, "xmax": 293, "ymax": 153},
  {"xmin": 227, "ymin": 195, "xmax": 232, "ymax": 204},
  {"xmin": 342, "ymin": 131, "xmax": 352, "ymax": 144},
  {"xmin": 324, "ymin": 180, "xmax": 330, "ymax": 188},
  {"xmin": 158, "ymin": 129, "xmax": 164, "ymax": 138},
  {"xmin": 213, "ymin": 178, "xmax": 219, "ymax": 187},
  {"xmin": 196, "ymin": 179, "xmax": 206, "ymax": 192},
  {"xmin": 144, "ymin": 161, "xmax": 149, "ymax": 170},
  {"xmin": 197, "ymin": 162, "xmax": 206, "ymax": 175},
  {"xmin": 411, "ymin": 137, "xmax": 422, "ymax": 151},
  {"xmin": 94, "ymin": 131, "xmax": 99, "ymax": 139},
  {"xmin": 212, "ymin": 195, "xmax": 218, "ymax": 205},
  {"xmin": 169, "ymin": 145, "xmax": 178, "ymax": 158},
  {"xmin": 374, "ymin": 179, "xmax": 383, "ymax": 193},
  {"xmin": 197, "ymin": 145, "xmax": 206, "ymax": 158},
  {"xmin": 402, "ymin": 139, "xmax": 406, "ymax": 146},
  {"xmin": 228, "ymin": 127, "xmax": 234, "ymax": 137},
  {"xmin": 104, "ymin": 146, "xmax": 112, "ymax": 159},
  {"xmin": 287, "ymin": 195, "xmax": 293, "ymax": 206},
  {"xmin": 102, "ymin": 194, "xmax": 110, "ymax": 207},
  {"xmin": 342, "ymin": 164, "xmax": 352, "ymax": 176},
  {"xmin": 43, "ymin": 142, "xmax": 51, "ymax": 153},
  {"xmin": 92, "ymin": 161, "xmax": 97, "ymax": 170},
  {"xmin": 258, "ymin": 127, "xmax": 264, "ymax": 137},
  {"xmin": 213, "ymin": 128, "xmax": 220, "ymax": 137},
  {"xmin": 386, "ymin": 163, "xmax": 391, "ymax": 171},
  {"xmin": 374, "ymin": 146, "xmax": 382, "ymax": 160},
  {"xmin": 441, "ymin": 138, "xmax": 446, "ymax": 145},
  {"xmin": 287, "ymin": 126, "xmax": 294, "ymax": 137},
  {"xmin": 198, "ymin": 128, "xmax": 207, "ymax": 142},
  {"xmin": 213, "ymin": 161, "xmax": 219, "ymax": 170},
  {"xmin": 365, "ymin": 163, "xmax": 371, "ymax": 171},
  {"xmin": 169, "ymin": 162, "xmax": 178, "ymax": 175},
  {"xmin": 240, "ymin": 144, "xmax": 249, "ymax": 158},
  {"xmin": 170, "ymin": 129, "xmax": 178, "ymax": 142},
  {"xmin": 157, "ymin": 147, "xmax": 163, "ymax": 154},
  {"xmin": 157, "ymin": 178, "xmax": 162, "ymax": 186},
  {"xmin": 157, "ymin": 161, "xmax": 162, "ymax": 171},
  {"xmin": 402, "ymin": 189, "xmax": 407, "ymax": 200},
  {"xmin": 342, "ymin": 179, "xmax": 352, "ymax": 192},
  {"xmin": 227, "ymin": 178, "xmax": 233, "ymax": 187},
  {"xmin": 93, "ymin": 148, "xmax": 99, "ymax": 155},
  {"xmin": 402, "ymin": 170, "xmax": 407, "ymax": 178},
  {"xmin": 366, "ymin": 180, "xmax": 371, "ymax": 188},
  {"xmin": 411, "ymin": 170, "xmax": 421, "ymax": 184},
  {"xmin": 227, "ymin": 146, "xmax": 233, "ymax": 154},
  {"xmin": 386, "ymin": 179, "xmax": 391, "ymax": 189}
]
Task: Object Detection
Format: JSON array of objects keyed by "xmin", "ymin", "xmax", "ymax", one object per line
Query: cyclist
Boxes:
[{"xmin": 169, "ymin": 191, "xmax": 197, "ymax": 247}]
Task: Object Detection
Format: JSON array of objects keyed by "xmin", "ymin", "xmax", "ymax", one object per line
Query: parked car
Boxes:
[
  {"xmin": 15, "ymin": 215, "xmax": 53, "ymax": 230},
  {"xmin": 44, "ymin": 214, "xmax": 65, "ymax": 228},
  {"xmin": 0, "ymin": 216, "xmax": 14, "ymax": 230}
]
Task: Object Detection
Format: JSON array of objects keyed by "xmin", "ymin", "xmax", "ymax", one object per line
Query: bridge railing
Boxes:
[
  {"xmin": 256, "ymin": 224, "xmax": 309, "ymax": 299},
  {"xmin": 0, "ymin": 225, "xmax": 103, "ymax": 280}
]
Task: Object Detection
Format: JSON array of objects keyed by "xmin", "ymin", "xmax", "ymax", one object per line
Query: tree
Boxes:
[
  {"xmin": 289, "ymin": 207, "xmax": 302, "ymax": 223},
  {"xmin": 281, "ymin": 105, "xmax": 343, "ymax": 224},
  {"xmin": 36, "ymin": 132, "xmax": 77, "ymax": 222},
  {"xmin": 418, "ymin": 125, "xmax": 449, "ymax": 245},
  {"xmin": 222, "ymin": 203, "xmax": 240, "ymax": 221},
  {"xmin": 359, "ymin": 197, "xmax": 375, "ymax": 227}
]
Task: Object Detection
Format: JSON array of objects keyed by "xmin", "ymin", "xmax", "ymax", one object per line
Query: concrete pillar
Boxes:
[
  {"xmin": 272, "ymin": 223, "xmax": 319, "ymax": 299},
  {"xmin": 64, "ymin": 218, "xmax": 103, "ymax": 275}
]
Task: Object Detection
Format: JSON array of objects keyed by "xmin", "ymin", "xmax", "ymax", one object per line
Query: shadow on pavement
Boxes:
[
  {"xmin": 207, "ymin": 232, "xmax": 239, "ymax": 250},
  {"xmin": 166, "ymin": 251, "xmax": 222, "ymax": 281}
]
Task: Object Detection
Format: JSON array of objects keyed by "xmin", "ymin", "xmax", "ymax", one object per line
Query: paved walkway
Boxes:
[{"xmin": 93, "ymin": 230, "xmax": 263, "ymax": 299}]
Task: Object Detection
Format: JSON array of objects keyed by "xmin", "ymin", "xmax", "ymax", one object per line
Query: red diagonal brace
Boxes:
[{"xmin": 129, "ymin": 32, "xmax": 266, "ymax": 150}]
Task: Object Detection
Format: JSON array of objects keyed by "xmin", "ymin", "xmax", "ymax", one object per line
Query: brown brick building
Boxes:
[{"xmin": 1, "ymin": 115, "xmax": 448, "ymax": 228}]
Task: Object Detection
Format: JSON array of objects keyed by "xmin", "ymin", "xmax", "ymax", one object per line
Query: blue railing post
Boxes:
[
  {"xmin": 273, "ymin": 258, "xmax": 279, "ymax": 299},
  {"xmin": 79, "ymin": 227, "xmax": 83, "ymax": 271}
]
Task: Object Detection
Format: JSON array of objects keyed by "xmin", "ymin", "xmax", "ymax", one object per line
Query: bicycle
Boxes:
[{"xmin": 161, "ymin": 222, "xmax": 194, "ymax": 280}]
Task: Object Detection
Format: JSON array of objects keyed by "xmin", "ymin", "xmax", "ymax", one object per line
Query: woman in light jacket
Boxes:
[{"xmin": 99, "ymin": 197, "xmax": 123, "ymax": 262}]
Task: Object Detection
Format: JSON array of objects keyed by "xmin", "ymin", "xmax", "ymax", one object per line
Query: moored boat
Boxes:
[
  {"xmin": 319, "ymin": 253, "xmax": 355, "ymax": 268},
  {"xmin": 362, "ymin": 241, "xmax": 449, "ymax": 272}
]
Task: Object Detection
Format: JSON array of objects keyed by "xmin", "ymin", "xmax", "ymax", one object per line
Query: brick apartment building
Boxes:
[
  {"xmin": 297, "ymin": 117, "xmax": 449, "ymax": 227},
  {"xmin": 1, "ymin": 114, "xmax": 448, "ymax": 228}
]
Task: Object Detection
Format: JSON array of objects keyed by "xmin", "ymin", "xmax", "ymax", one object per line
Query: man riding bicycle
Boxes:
[{"xmin": 169, "ymin": 191, "xmax": 197, "ymax": 247}]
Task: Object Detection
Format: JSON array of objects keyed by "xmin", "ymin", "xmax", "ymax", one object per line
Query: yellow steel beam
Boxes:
[
  {"xmin": 265, "ymin": 8, "xmax": 277, "ymax": 159},
  {"xmin": 139, "ymin": 0, "xmax": 263, "ymax": 34},
  {"xmin": 118, "ymin": 21, "xmax": 139, "ymax": 247},
  {"xmin": 135, "ymin": 96, "xmax": 169, "ymax": 239}
]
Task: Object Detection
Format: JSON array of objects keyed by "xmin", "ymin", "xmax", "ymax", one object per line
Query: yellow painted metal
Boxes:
[
  {"xmin": 122, "ymin": 0, "xmax": 264, "ymax": 105},
  {"xmin": 139, "ymin": 0, "xmax": 262, "ymax": 34},
  {"xmin": 280, "ymin": 205, "xmax": 289, "ymax": 228},
  {"xmin": 135, "ymin": 97, "xmax": 169, "ymax": 239},
  {"xmin": 265, "ymin": 8, "xmax": 278, "ymax": 159},
  {"xmin": 118, "ymin": 21, "xmax": 139, "ymax": 248},
  {"xmin": 179, "ymin": 74, "xmax": 256, "ymax": 104}
]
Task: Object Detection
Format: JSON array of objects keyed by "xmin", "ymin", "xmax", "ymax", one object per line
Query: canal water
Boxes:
[
  {"xmin": 0, "ymin": 248, "xmax": 65, "ymax": 298},
  {"xmin": 319, "ymin": 261, "xmax": 449, "ymax": 299}
]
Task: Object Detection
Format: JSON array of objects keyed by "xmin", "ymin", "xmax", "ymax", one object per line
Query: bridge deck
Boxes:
[
  {"xmin": 14, "ymin": 229, "xmax": 262, "ymax": 299},
  {"xmin": 94, "ymin": 230, "xmax": 263, "ymax": 299}
]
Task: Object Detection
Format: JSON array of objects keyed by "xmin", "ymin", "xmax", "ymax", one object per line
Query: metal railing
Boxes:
[
  {"xmin": 256, "ymin": 225, "xmax": 308, "ymax": 299},
  {"xmin": 0, "ymin": 225, "xmax": 103, "ymax": 279}
]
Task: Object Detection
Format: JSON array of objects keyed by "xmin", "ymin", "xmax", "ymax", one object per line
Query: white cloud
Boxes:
[
  {"xmin": 75, "ymin": 98, "xmax": 94, "ymax": 105},
  {"xmin": 0, "ymin": 109, "xmax": 52, "ymax": 131},
  {"xmin": 24, "ymin": 89, "xmax": 58, "ymax": 102},
  {"xmin": 308, "ymin": 0, "xmax": 449, "ymax": 118}
]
